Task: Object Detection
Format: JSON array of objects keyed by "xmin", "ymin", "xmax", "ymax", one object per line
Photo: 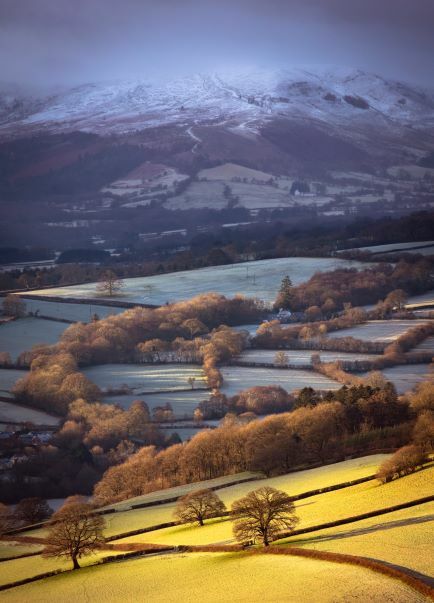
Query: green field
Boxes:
[{"xmin": 0, "ymin": 552, "xmax": 427, "ymax": 603}]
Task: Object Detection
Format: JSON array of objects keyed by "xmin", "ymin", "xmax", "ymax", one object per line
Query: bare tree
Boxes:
[
  {"xmin": 231, "ymin": 487, "xmax": 298, "ymax": 546},
  {"xmin": 188, "ymin": 376, "xmax": 196, "ymax": 390},
  {"xmin": 2, "ymin": 294, "xmax": 26, "ymax": 317},
  {"xmin": 274, "ymin": 351, "xmax": 289, "ymax": 367},
  {"xmin": 174, "ymin": 489, "xmax": 226, "ymax": 526},
  {"xmin": 181, "ymin": 318, "xmax": 208, "ymax": 339},
  {"xmin": 96, "ymin": 270, "xmax": 124, "ymax": 297},
  {"xmin": 385, "ymin": 289, "xmax": 408, "ymax": 311},
  {"xmin": 14, "ymin": 497, "xmax": 53, "ymax": 525},
  {"xmin": 0, "ymin": 503, "xmax": 14, "ymax": 536},
  {"xmin": 43, "ymin": 502, "xmax": 105, "ymax": 569}
]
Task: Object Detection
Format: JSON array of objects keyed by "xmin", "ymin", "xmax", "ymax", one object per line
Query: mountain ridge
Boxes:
[{"xmin": 1, "ymin": 67, "xmax": 434, "ymax": 140}]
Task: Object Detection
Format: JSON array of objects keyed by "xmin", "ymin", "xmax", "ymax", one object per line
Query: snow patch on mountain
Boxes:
[{"xmin": 0, "ymin": 67, "xmax": 433, "ymax": 137}]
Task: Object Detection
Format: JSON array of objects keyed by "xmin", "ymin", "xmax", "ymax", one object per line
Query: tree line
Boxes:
[{"xmin": 93, "ymin": 380, "xmax": 424, "ymax": 506}]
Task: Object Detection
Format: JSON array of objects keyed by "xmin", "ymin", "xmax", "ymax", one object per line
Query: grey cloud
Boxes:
[{"xmin": 0, "ymin": 0, "xmax": 433, "ymax": 88}]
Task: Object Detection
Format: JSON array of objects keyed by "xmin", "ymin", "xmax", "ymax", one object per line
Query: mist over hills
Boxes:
[{"xmin": 0, "ymin": 66, "xmax": 433, "ymax": 250}]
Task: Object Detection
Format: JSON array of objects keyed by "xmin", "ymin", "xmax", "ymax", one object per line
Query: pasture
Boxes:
[
  {"xmin": 406, "ymin": 290, "xmax": 434, "ymax": 309},
  {"xmin": 0, "ymin": 542, "xmax": 42, "ymax": 559},
  {"xmin": 0, "ymin": 318, "xmax": 67, "ymax": 361},
  {"xmin": 198, "ymin": 162, "xmax": 273, "ymax": 182},
  {"xmin": 220, "ymin": 366, "xmax": 340, "ymax": 397},
  {"xmin": 101, "ymin": 471, "xmax": 261, "ymax": 514},
  {"xmin": 83, "ymin": 364, "xmax": 206, "ymax": 394},
  {"xmin": 0, "ymin": 400, "xmax": 59, "ymax": 426},
  {"xmin": 0, "ymin": 369, "xmax": 28, "ymax": 397},
  {"xmin": 370, "ymin": 364, "xmax": 433, "ymax": 394},
  {"xmin": 26, "ymin": 257, "xmax": 368, "ymax": 305},
  {"xmin": 114, "ymin": 464, "xmax": 433, "ymax": 548},
  {"xmin": 236, "ymin": 349, "xmax": 379, "ymax": 366},
  {"xmin": 7, "ymin": 456, "xmax": 433, "ymax": 602},
  {"xmin": 282, "ymin": 500, "xmax": 434, "ymax": 577},
  {"xmin": 104, "ymin": 455, "xmax": 387, "ymax": 535},
  {"xmin": 18, "ymin": 298, "xmax": 124, "ymax": 322},
  {"xmin": 102, "ymin": 389, "xmax": 209, "ymax": 419},
  {"xmin": 0, "ymin": 552, "xmax": 423, "ymax": 603},
  {"xmin": 411, "ymin": 336, "xmax": 434, "ymax": 353},
  {"xmin": 327, "ymin": 320, "xmax": 431, "ymax": 343},
  {"xmin": 353, "ymin": 240, "xmax": 434, "ymax": 255},
  {"xmin": 0, "ymin": 550, "xmax": 105, "ymax": 588}
]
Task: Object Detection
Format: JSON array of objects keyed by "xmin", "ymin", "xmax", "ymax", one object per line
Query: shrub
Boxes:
[{"xmin": 377, "ymin": 445, "xmax": 426, "ymax": 483}]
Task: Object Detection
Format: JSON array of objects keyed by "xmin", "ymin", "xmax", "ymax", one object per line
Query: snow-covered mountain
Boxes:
[{"xmin": 1, "ymin": 67, "xmax": 434, "ymax": 138}]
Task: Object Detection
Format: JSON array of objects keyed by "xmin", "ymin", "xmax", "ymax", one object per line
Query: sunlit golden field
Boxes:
[
  {"xmin": 103, "ymin": 454, "xmax": 388, "ymax": 536},
  {"xmin": 112, "ymin": 465, "xmax": 434, "ymax": 548},
  {"xmin": 0, "ymin": 552, "xmax": 428, "ymax": 603},
  {"xmin": 280, "ymin": 501, "xmax": 434, "ymax": 576},
  {"xmin": 1, "ymin": 456, "xmax": 432, "ymax": 602}
]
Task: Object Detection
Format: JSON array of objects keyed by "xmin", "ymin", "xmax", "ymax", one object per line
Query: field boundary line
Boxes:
[
  {"xmin": 279, "ymin": 494, "xmax": 434, "ymax": 539},
  {"xmin": 255, "ymin": 547, "xmax": 434, "ymax": 599},
  {"xmin": 106, "ymin": 475, "xmax": 382, "ymax": 542}
]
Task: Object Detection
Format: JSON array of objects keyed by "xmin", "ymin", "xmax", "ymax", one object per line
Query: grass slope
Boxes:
[
  {"xmin": 220, "ymin": 366, "xmax": 340, "ymax": 397},
  {"xmin": 280, "ymin": 501, "xmax": 434, "ymax": 577},
  {"xmin": 327, "ymin": 320, "xmax": 431, "ymax": 343},
  {"xmin": 26, "ymin": 257, "xmax": 367, "ymax": 305},
  {"xmin": 83, "ymin": 364, "xmax": 205, "ymax": 393},
  {"xmin": 0, "ymin": 552, "xmax": 427, "ymax": 603},
  {"xmin": 0, "ymin": 318, "xmax": 67, "ymax": 361},
  {"xmin": 113, "ymin": 465, "xmax": 433, "ymax": 548}
]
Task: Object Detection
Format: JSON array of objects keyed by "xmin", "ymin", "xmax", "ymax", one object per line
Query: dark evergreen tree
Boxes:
[{"xmin": 274, "ymin": 275, "xmax": 294, "ymax": 310}]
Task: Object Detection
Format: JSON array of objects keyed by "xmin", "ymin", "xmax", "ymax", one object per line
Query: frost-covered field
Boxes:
[
  {"xmin": 0, "ymin": 368, "xmax": 28, "ymax": 397},
  {"xmin": 327, "ymin": 320, "xmax": 431, "ymax": 342},
  {"xmin": 353, "ymin": 240, "xmax": 434, "ymax": 254},
  {"xmin": 406, "ymin": 290, "xmax": 434, "ymax": 308},
  {"xmin": 102, "ymin": 389, "xmax": 210, "ymax": 419},
  {"xmin": 220, "ymin": 366, "xmax": 340, "ymax": 397},
  {"xmin": 367, "ymin": 364, "xmax": 433, "ymax": 394},
  {"xmin": 0, "ymin": 399, "xmax": 59, "ymax": 425},
  {"xmin": 236, "ymin": 349, "xmax": 379, "ymax": 366},
  {"xmin": 233, "ymin": 323, "xmax": 263, "ymax": 336},
  {"xmin": 84, "ymin": 364, "xmax": 206, "ymax": 393},
  {"xmin": 0, "ymin": 318, "xmax": 67, "ymax": 360},
  {"xmin": 18, "ymin": 298, "xmax": 124, "ymax": 322},
  {"xmin": 27, "ymin": 257, "xmax": 367, "ymax": 305},
  {"xmin": 410, "ymin": 336, "xmax": 434, "ymax": 353},
  {"xmin": 198, "ymin": 162, "xmax": 273, "ymax": 182}
]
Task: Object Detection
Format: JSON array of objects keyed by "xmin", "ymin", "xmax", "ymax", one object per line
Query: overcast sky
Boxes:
[{"xmin": 1, "ymin": 0, "xmax": 433, "ymax": 89}]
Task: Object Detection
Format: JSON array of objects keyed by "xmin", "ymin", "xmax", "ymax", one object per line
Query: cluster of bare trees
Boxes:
[
  {"xmin": 0, "ymin": 497, "xmax": 53, "ymax": 535},
  {"xmin": 286, "ymin": 260, "xmax": 432, "ymax": 312},
  {"xmin": 13, "ymin": 351, "xmax": 101, "ymax": 415},
  {"xmin": 13, "ymin": 294, "xmax": 257, "ymax": 414},
  {"xmin": 254, "ymin": 307, "xmax": 382, "ymax": 354},
  {"xmin": 196, "ymin": 386, "xmax": 293, "ymax": 421},
  {"xmin": 1, "ymin": 294, "xmax": 27, "ymax": 318},
  {"xmin": 377, "ymin": 381, "xmax": 433, "ymax": 483},
  {"xmin": 174, "ymin": 486, "xmax": 298, "ymax": 547},
  {"xmin": 93, "ymin": 383, "xmax": 412, "ymax": 506}
]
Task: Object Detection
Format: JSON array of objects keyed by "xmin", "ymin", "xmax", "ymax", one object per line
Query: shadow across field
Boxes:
[{"xmin": 286, "ymin": 514, "xmax": 434, "ymax": 546}]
